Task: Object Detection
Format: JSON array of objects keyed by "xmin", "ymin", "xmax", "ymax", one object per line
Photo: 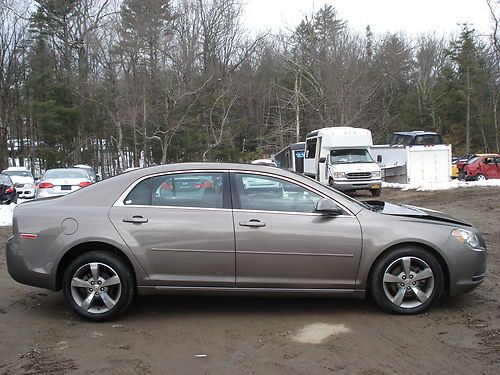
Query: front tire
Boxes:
[
  {"xmin": 370, "ymin": 246, "xmax": 444, "ymax": 314},
  {"xmin": 370, "ymin": 188, "xmax": 381, "ymax": 197},
  {"xmin": 62, "ymin": 251, "xmax": 135, "ymax": 321}
]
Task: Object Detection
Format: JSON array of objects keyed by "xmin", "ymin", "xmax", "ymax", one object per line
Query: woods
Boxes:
[{"xmin": 0, "ymin": 0, "xmax": 499, "ymax": 177}]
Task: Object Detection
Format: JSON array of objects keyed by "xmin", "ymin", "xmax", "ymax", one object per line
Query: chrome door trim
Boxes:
[{"xmin": 238, "ymin": 250, "xmax": 354, "ymax": 257}]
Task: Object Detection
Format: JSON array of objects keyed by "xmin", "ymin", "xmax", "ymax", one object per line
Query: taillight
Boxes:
[
  {"xmin": 195, "ymin": 180, "xmax": 214, "ymax": 189},
  {"xmin": 38, "ymin": 182, "xmax": 54, "ymax": 189},
  {"xmin": 79, "ymin": 181, "xmax": 92, "ymax": 188},
  {"xmin": 5, "ymin": 186, "xmax": 14, "ymax": 193}
]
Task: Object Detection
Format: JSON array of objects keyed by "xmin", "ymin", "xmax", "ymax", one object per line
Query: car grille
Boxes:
[
  {"xmin": 15, "ymin": 183, "xmax": 24, "ymax": 188},
  {"xmin": 346, "ymin": 172, "xmax": 372, "ymax": 179}
]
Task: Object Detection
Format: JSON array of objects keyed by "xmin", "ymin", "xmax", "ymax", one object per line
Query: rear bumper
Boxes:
[
  {"xmin": 17, "ymin": 188, "xmax": 35, "ymax": 199},
  {"xmin": 6, "ymin": 235, "xmax": 57, "ymax": 290}
]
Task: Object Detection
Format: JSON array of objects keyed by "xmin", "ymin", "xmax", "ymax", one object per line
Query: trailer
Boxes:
[{"xmin": 371, "ymin": 144, "xmax": 452, "ymax": 184}]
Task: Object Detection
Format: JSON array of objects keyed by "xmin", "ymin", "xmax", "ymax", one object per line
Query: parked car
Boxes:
[
  {"xmin": 0, "ymin": 173, "xmax": 17, "ymax": 204},
  {"xmin": 1, "ymin": 167, "xmax": 35, "ymax": 199},
  {"xmin": 35, "ymin": 168, "xmax": 93, "ymax": 199},
  {"xmin": 73, "ymin": 164, "xmax": 99, "ymax": 182},
  {"xmin": 7, "ymin": 163, "xmax": 486, "ymax": 321},
  {"xmin": 461, "ymin": 154, "xmax": 500, "ymax": 181},
  {"xmin": 389, "ymin": 131, "xmax": 444, "ymax": 146}
]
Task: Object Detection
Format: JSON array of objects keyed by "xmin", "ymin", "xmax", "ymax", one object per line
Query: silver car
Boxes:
[
  {"xmin": 36, "ymin": 168, "xmax": 93, "ymax": 199},
  {"xmin": 7, "ymin": 163, "xmax": 486, "ymax": 321}
]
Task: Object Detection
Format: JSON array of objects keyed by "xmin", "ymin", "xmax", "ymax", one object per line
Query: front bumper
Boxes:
[
  {"xmin": 332, "ymin": 180, "xmax": 382, "ymax": 191},
  {"xmin": 17, "ymin": 188, "xmax": 35, "ymax": 199}
]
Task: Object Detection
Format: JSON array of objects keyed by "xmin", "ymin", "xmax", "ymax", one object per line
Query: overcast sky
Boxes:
[{"xmin": 242, "ymin": 0, "xmax": 495, "ymax": 37}]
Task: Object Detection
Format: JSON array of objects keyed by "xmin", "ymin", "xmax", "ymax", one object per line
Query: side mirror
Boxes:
[
  {"xmin": 319, "ymin": 157, "xmax": 326, "ymax": 163},
  {"xmin": 315, "ymin": 198, "xmax": 344, "ymax": 216}
]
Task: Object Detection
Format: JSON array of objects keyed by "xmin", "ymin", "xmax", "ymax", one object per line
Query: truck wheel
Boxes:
[
  {"xmin": 475, "ymin": 174, "xmax": 487, "ymax": 181},
  {"xmin": 370, "ymin": 189, "xmax": 381, "ymax": 197}
]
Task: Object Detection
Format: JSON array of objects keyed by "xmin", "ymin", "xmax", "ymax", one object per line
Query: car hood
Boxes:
[{"xmin": 364, "ymin": 200, "xmax": 471, "ymax": 226}]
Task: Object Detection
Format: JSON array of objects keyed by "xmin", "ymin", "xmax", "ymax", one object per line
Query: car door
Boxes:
[
  {"xmin": 231, "ymin": 172, "xmax": 362, "ymax": 289},
  {"xmin": 108, "ymin": 171, "xmax": 235, "ymax": 287}
]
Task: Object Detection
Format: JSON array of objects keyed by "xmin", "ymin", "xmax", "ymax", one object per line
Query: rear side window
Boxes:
[{"xmin": 124, "ymin": 173, "xmax": 224, "ymax": 209}]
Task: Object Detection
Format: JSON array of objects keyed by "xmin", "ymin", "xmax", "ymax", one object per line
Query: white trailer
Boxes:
[
  {"xmin": 371, "ymin": 144, "xmax": 452, "ymax": 184},
  {"xmin": 304, "ymin": 127, "xmax": 382, "ymax": 196}
]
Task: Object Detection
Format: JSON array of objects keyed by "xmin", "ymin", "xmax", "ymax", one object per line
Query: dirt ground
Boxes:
[{"xmin": 1, "ymin": 187, "xmax": 499, "ymax": 375}]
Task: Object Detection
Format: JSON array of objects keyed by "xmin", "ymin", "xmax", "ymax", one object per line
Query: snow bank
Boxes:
[
  {"xmin": 383, "ymin": 179, "xmax": 500, "ymax": 192},
  {"xmin": 0, "ymin": 202, "xmax": 17, "ymax": 226}
]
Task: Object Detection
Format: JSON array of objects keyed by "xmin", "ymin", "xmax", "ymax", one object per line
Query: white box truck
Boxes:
[{"xmin": 304, "ymin": 127, "xmax": 382, "ymax": 196}]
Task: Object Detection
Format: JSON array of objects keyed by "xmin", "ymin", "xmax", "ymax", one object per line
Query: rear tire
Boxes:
[
  {"xmin": 370, "ymin": 246, "xmax": 444, "ymax": 314},
  {"xmin": 475, "ymin": 173, "xmax": 487, "ymax": 181},
  {"xmin": 62, "ymin": 251, "xmax": 135, "ymax": 321}
]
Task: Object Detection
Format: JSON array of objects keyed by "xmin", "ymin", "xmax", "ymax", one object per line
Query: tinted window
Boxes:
[
  {"xmin": 124, "ymin": 178, "xmax": 152, "ymax": 205},
  {"xmin": 305, "ymin": 138, "xmax": 317, "ymax": 159},
  {"xmin": 152, "ymin": 173, "xmax": 223, "ymax": 208},
  {"xmin": 235, "ymin": 173, "xmax": 321, "ymax": 213},
  {"xmin": 124, "ymin": 173, "xmax": 224, "ymax": 208},
  {"xmin": 294, "ymin": 150, "xmax": 304, "ymax": 173}
]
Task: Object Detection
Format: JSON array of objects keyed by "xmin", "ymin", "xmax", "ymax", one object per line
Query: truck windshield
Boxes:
[{"xmin": 330, "ymin": 149, "xmax": 374, "ymax": 164}]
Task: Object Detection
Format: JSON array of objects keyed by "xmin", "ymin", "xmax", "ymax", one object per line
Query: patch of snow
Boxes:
[
  {"xmin": 291, "ymin": 323, "xmax": 350, "ymax": 344},
  {"xmin": 0, "ymin": 202, "xmax": 17, "ymax": 227},
  {"xmin": 383, "ymin": 179, "xmax": 500, "ymax": 192}
]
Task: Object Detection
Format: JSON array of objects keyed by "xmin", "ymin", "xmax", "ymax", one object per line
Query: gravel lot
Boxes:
[{"xmin": 1, "ymin": 187, "xmax": 499, "ymax": 375}]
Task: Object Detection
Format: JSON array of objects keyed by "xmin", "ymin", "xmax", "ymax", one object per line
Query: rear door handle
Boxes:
[
  {"xmin": 122, "ymin": 216, "xmax": 148, "ymax": 224},
  {"xmin": 239, "ymin": 219, "xmax": 266, "ymax": 228}
]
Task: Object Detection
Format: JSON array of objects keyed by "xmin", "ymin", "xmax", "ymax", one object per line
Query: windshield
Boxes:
[
  {"xmin": 2, "ymin": 170, "xmax": 33, "ymax": 178},
  {"xmin": 44, "ymin": 169, "xmax": 89, "ymax": 179},
  {"xmin": 330, "ymin": 149, "xmax": 374, "ymax": 164}
]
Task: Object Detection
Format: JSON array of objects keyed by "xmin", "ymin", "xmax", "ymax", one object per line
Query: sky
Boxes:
[{"xmin": 242, "ymin": 0, "xmax": 495, "ymax": 37}]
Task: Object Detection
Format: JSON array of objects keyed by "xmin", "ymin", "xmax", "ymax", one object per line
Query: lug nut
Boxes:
[
  {"xmin": 402, "ymin": 276, "xmax": 406, "ymax": 280},
  {"xmin": 400, "ymin": 283, "xmax": 405, "ymax": 287},
  {"xmin": 98, "ymin": 281, "xmax": 102, "ymax": 285},
  {"xmin": 409, "ymin": 275, "xmax": 413, "ymax": 279},
  {"xmin": 95, "ymin": 292, "xmax": 99, "ymax": 295},
  {"xmin": 412, "ymin": 281, "xmax": 416, "ymax": 285},
  {"xmin": 90, "ymin": 281, "xmax": 95, "ymax": 285},
  {"xmin": 100, "ymin": 287, "xmax": 104, "ymax": 291},
  {"xmin": 407, "ymin": 286, "xmax": 411, "ymax": 290},
  {"xmin": 89, "ymin": 288, "xmax": 93, "ymax": 292}
]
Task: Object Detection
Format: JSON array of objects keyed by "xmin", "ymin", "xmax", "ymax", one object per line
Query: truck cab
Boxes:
[{"xmin": 304, "ymin": 127, "xmax": 382, "ymax": 196}]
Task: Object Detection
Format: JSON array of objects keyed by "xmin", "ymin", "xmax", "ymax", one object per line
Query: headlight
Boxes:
[
  {"xmin": 333, "ymin": 172, "xmax": 346, "ymax": 178},
  {"xmin": 451, "ymin": 228, "xmax": 481, "ymax": 249},
  {"xmin": 24, "ymin": 183, "xmax": 35, "ymax": 188},
  {"xmin": 372, "ymin": 171, "xmax": 381, "ymax": 178}
]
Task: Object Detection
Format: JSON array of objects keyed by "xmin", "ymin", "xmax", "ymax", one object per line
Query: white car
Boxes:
[
  {"xmin": 36, "ymin": 168, "xmax": 93, "ymax": 199},
  {"xmin": 1, "ymin": 167, "xmax": 36, "ymax": 199}
]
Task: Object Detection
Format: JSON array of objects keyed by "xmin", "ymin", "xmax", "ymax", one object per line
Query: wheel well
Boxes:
[
  {"xmin": 55, "ymin": 242, "xmax": 136, "ymax": 291},
  {"xmin": 366, "ymin": 242, "xmax": 450, "ymax": 294}
]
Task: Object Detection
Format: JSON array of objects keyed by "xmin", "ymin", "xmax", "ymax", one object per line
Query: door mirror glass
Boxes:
[
  {"xmin": 319, "ymin": 157, "xmax": 326, "ymax": 163},
  {"xmin": 315, "ymin": 198, "xmax": 344, "ymax": 216}
]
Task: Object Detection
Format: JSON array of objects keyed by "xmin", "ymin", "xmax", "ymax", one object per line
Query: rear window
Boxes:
[
  {"xmin": 44, "ymin": 169, "xmax": 89, "ymax": 179},
  {"xmin": 413, "ymin": 135, "xmax": 443, "ymax": 145},
  {"xmin": 3, "ymin": 170, "xmax": 33, "ymax": 178}
]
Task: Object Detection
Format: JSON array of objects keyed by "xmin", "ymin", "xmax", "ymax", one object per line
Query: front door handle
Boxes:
[
  {"xmin": 122, "ymin": 216, "xmax": 148, "ymax": 224},
  {"xmin": 239, "ymin": 219, "xmax": 266, "ymax": 228}
]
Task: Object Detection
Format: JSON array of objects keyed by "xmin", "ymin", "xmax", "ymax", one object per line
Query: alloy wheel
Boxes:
[
  {"xmin": 382, "ymin": 256, "xmax": 435, "ymax": 309},
  {"xmin": 70, "ymin": 262, "xmax": 122, "ymax": 314}
]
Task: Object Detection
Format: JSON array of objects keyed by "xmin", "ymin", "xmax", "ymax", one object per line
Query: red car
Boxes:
[{"xmin": 463, "ymin": 154, "xmax": 500, "ymax": 181}]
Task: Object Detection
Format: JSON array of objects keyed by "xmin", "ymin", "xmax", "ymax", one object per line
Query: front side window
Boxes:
[
  {"xmin": 305, "ymin": 138, "xmax": 317, "ymax": 159},
  {"xmin": 235, "ymin": 173, "xmax": 321, "ymax": 213},
  {"xmin": 124, "ymin": 172, "xmax": 224, "ymax": 209}
]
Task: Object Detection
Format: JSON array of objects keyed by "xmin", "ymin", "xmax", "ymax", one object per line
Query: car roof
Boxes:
[
  {"xmin": 476, "ymin": 153, "xmax": 500, "ymax": 157},
  {"xmin": 59, "ymin": 162, "xmax": 364, "ymax": 214}
]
